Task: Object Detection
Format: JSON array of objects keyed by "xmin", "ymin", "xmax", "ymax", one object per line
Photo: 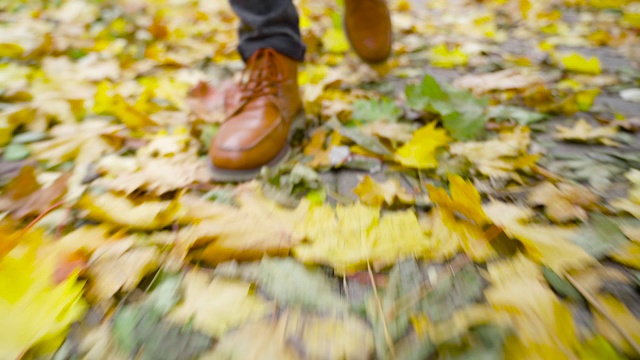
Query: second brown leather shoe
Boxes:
[
  {"xmin": 208, "ymin": 48, "xmax": 303, "ymax": 182},
  {"xmin": 344, "ymin": 0, "xmax": 393, "ymax": 64}
]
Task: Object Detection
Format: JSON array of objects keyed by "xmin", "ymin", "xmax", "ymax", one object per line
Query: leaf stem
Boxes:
[
  {"xmin": 566, "ymin": 273, "xmax": 640, "ymax": 354},
  {"xmin": 367, "ymin": 260, "xmax": 395, "ymax": 358}
]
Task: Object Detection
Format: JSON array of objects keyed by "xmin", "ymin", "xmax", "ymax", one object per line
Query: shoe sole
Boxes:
[{"xmin": 208, "ymin": 111, "xmax": 305, "ymax": 182}]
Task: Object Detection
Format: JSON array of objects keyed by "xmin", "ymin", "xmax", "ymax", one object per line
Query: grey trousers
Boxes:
[{"xmin": 230, "ymin": 0, "xmax": 306, "ymax": 62}]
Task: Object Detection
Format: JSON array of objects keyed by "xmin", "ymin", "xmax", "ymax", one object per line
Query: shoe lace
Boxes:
[{"xmin": 238, "ymin": 48, "xmax": 286, "ymax": 103}]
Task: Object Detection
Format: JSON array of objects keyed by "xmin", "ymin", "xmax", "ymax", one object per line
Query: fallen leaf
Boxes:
[
  {"xmin": 454, "ymin": 69, "xmax": 544, "ymax": 95},
  {"xmin": 485, "ymin": 279, "xmax": 581, "ymax": 358},
  {"xmin": 427, "ymin": 174, "xmax": 495, "ymax": 261},
  {"xmin": 559, "ymin": 52, "xmax": 602, "ymax": 74},
  {"xmin": 210, "ymin": 309, "xmax": 373, "ymax": 360},
  {"xmin": 255, "ymin": 257, "xmax": 349, "ymax": 313},
  {"xmin": 554, "ymin": 119, "xmax": 618, "ymax": 146},
  {"xmin": 168, "ymin": 270, "xmax": 274, "ymax": 338},
  {"xmin": 484, "ymin": 201, "xmax": 596, "ymax": 273},
  {"xmin": 351, "ymin": 98, "xmax": 402, "ymax": 123},
  {"xmin": 593, "ymin": 294, "xmax": 640, "ymax": 356},
  {"xmin": 620, "ymin": 88, "xmax": 640, "ymax": 103},
  {"xmin": 28, "ymin": 120, "xmax": 120, "ymax": 166},
  {"xmin": 112, "ymin": 275, "xmax": 213, "ymax": 360},
  {"xmin": 0, "ymin": 169, "xmax": 70, "ymax": 219},
  {"xmin": 353, "ymin": 175, "xmax": 413, "ymax": 206},
  {"xmin": 486, "ymin": 252, "xmax": 544, "ymax": 285},
  {"xmin": 527, "ymin": 181, "xmax": 599, "ymax": 223},
  {"xmin": 394, "ymin": 122, "xmax": 450, "ymax": 169},
  {"xmin": 94, "ymin": 152, "xmax": 210, "ymax": 195},
  {"xmin": 86, "ymin": 239, "xmax": 160, "ymax": 303},
  {"xmin": 77, "ymin": 192, "xmax": 184, "ymax": 231},
  {"xmin": 182, "ymin": 185, "xmax": 307, "ymax": 264},
  {"xmin": 450, "ymin": 126, "xmax": 537, "ymax": 179},
  {"xmin": 429, "ymin": 44, "xmax": 469, "ymax": 68},
  {"xmin": 0, "ymin": 232, "xmax": 87, "ymax": 359},
  {"xmin": 294, "ymin": 203, "xmax": 434, "ymax": 275},
  {"xmin": 361, "ymin": 121, "xmax": 417, "ymax": 144}
]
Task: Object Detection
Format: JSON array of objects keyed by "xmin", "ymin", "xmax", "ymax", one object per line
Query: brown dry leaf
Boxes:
[
  {"xmin": 454, "ymin": 69, "xmax": 545, "ymax": 95},
  {"xmin": 76, "ymin": 192, "xmax": 185, "ymax": 231},
  {"xmin": 168, "ymin": 270, "xmax": 274, "ymax": 338},
  {"xmin": 94, "ymin": 152, "xmax": 210, "ymax": 195},
  {"xmin": 554, "ymin": 119, "xmax": 619, "ymax": 146},
  {"xmin": 0, "ymin": 170, "xmax": 70, "ymax": 219},
  {"xmin": 182, "ymin": 184, "xmax": 308, "ymax": 264},
  {"xmin": 86, "ymin": 239, "xmax": 160, "ymax": 303},
  {"xmin": 28, "ymin": 120, "xmax": 121, "ymax": 166},
  {"xmin": 361, "ymin": 121, "xmax": 416, "ymax": 144},
  {"xmin": 612, "ymin": 199, "xmax": 640, "ymax": 219},
  {"xmin": 450, "ymin": 126, "xmax": 538, "ymax": 179},
  {"xmin": 527, "ymin": 181, "xmax": 599, "ymax": 223},
  {"xmin": 186, "ymin": 79, "xmax": 235, "ymax": 123},
  {"xmin": 209, "ymin": 309, "xmax": 373, "ymax": 360},
  {"xmin": 484, "ymin": 201, "xmax": 595, "ymax": 274},
  {"xmin": 203, "ymin": 321, "xmax": 300, "ymax": 360},
  {"xmin": 352, "ymin": 175, "xmax": 413, "ymax": 206}
]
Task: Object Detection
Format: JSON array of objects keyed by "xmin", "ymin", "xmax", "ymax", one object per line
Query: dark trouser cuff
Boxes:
[{"xmin": 238, "ymin": 35, "xmax": 306, "ymax": 62}]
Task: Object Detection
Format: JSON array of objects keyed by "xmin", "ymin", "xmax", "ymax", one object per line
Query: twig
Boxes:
[
  {"xmin": 566, "ymin": 273, "xmax": 640, "ymax": 355},
  {"xmin": 19, "ymin": 200, "xmax": 66, "ymax": 237},
  {"xmin": 367, "ymin": 260, "xmax": 395, "ymax": 359}
]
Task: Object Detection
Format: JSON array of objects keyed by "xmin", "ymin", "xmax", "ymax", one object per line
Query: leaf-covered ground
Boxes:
[{"xmin": 1, "ymin": 0, "xmax": 640, "ymax": 358}]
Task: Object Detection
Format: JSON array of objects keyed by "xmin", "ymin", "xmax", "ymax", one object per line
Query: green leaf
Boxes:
[
  {"xmin": 214, "ymin": 258, "xmax": 349, "ymax": 314},
  {"xmin": 441, "ymin": 111, "xmax": 486, "ymax": 141},
  {"xmin": 487, "ymin": 105, "xmax": 547, "ymax": 125},
  {"xmin": 257, "ymin": 257, "xmax": 350, "ymax": 313},
  {"xmin": 405, "ymin": 74, "xmax": 447, "ymax": 111},
  {"xmin": 352, "ymin": 98, "xmax": 402, "ymax": 123},
  {"xmin": 366, "ymin": 261, "xmax": 485, "ymax": 360},
  {"xmin": 112, "ymin": 276, "xmax": 212, "ymax": 360},
  {"xmin": 326, "ymin": 117, "xmax": 391, "ymax": 155},
  {"xmin": 542, "ymin": 267, "xmax": 584, "ymax": 302},
  {"xmin": 572, "ymin": 214, "xmax": 629, "ymax": 258},
  {"xmin": 3, "ymin": 143, "xmax": 30, "ymax": 161}
]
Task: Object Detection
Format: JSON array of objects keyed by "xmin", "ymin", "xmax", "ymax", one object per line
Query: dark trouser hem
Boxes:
[
  {"xmin": 229, "ymin": 0, "xmax": 306, "ymax": 62},
  {"xmin": 237, "ymin": 35, "xmax": 306, "ymax": 62}
]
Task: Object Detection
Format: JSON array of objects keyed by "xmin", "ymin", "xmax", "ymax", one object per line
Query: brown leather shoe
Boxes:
[
  {"xmin": 208, "ymin": 49, "xmax": 303, "ymax": 181},
  {"xmin": 344, "ymin": 0, "xmax": 393, "ymax": 64}
]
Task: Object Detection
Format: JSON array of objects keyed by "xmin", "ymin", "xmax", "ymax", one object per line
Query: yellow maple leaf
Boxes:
[
  {"xmin": 0, "ymin": 232, "xmax": 87, "ymax": 359},
  {"xmin": 168, "ymin": 270, "xmax": 274, "ymax": 338},
  {"xmin": 77, "ymin": 192, "xmax": 185, "ymax": 231},
  {"xmin": 486, "ymin": 252, "xmax": 544, "ymax": 285},
  {"xmin": 484, "ymin": 201, "xmax": 595, "ymax": 273},
  {"xmin": 429, "ymin": 44, "xmax": 469, "ymax": 68},
  {"xmin": 294, "ymin": 203, "xmax": 434, "ymax": 275},
  {"xmin": 427, "ymin": 174, "xmax": 495, "ymax": 261},
  {"xmin": 180, "ymin": 184, "xmax": 308, "ymax": 264},
  {"xmin": 321, "ymin": 28, "xmax": 349, "ymax": 54},
  {"xmin": 486, "ymin": 279, "xmax": 581, "ymax": 358},
  {"xmin": 560, "ymin": 52, "xmax": 602, "ymax": 75},
  {"xmin": 352, "ymin": 175, "xmax": 413, "ymax": 206},
  {"xmin": 395, "ymin": 122, "xmax": 451, "ymax": 169}
]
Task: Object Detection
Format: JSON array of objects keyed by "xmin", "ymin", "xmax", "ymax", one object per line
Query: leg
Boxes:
[{"xmin": 229, "ymin": 0, "xmax": 306, "ymax": 61}]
